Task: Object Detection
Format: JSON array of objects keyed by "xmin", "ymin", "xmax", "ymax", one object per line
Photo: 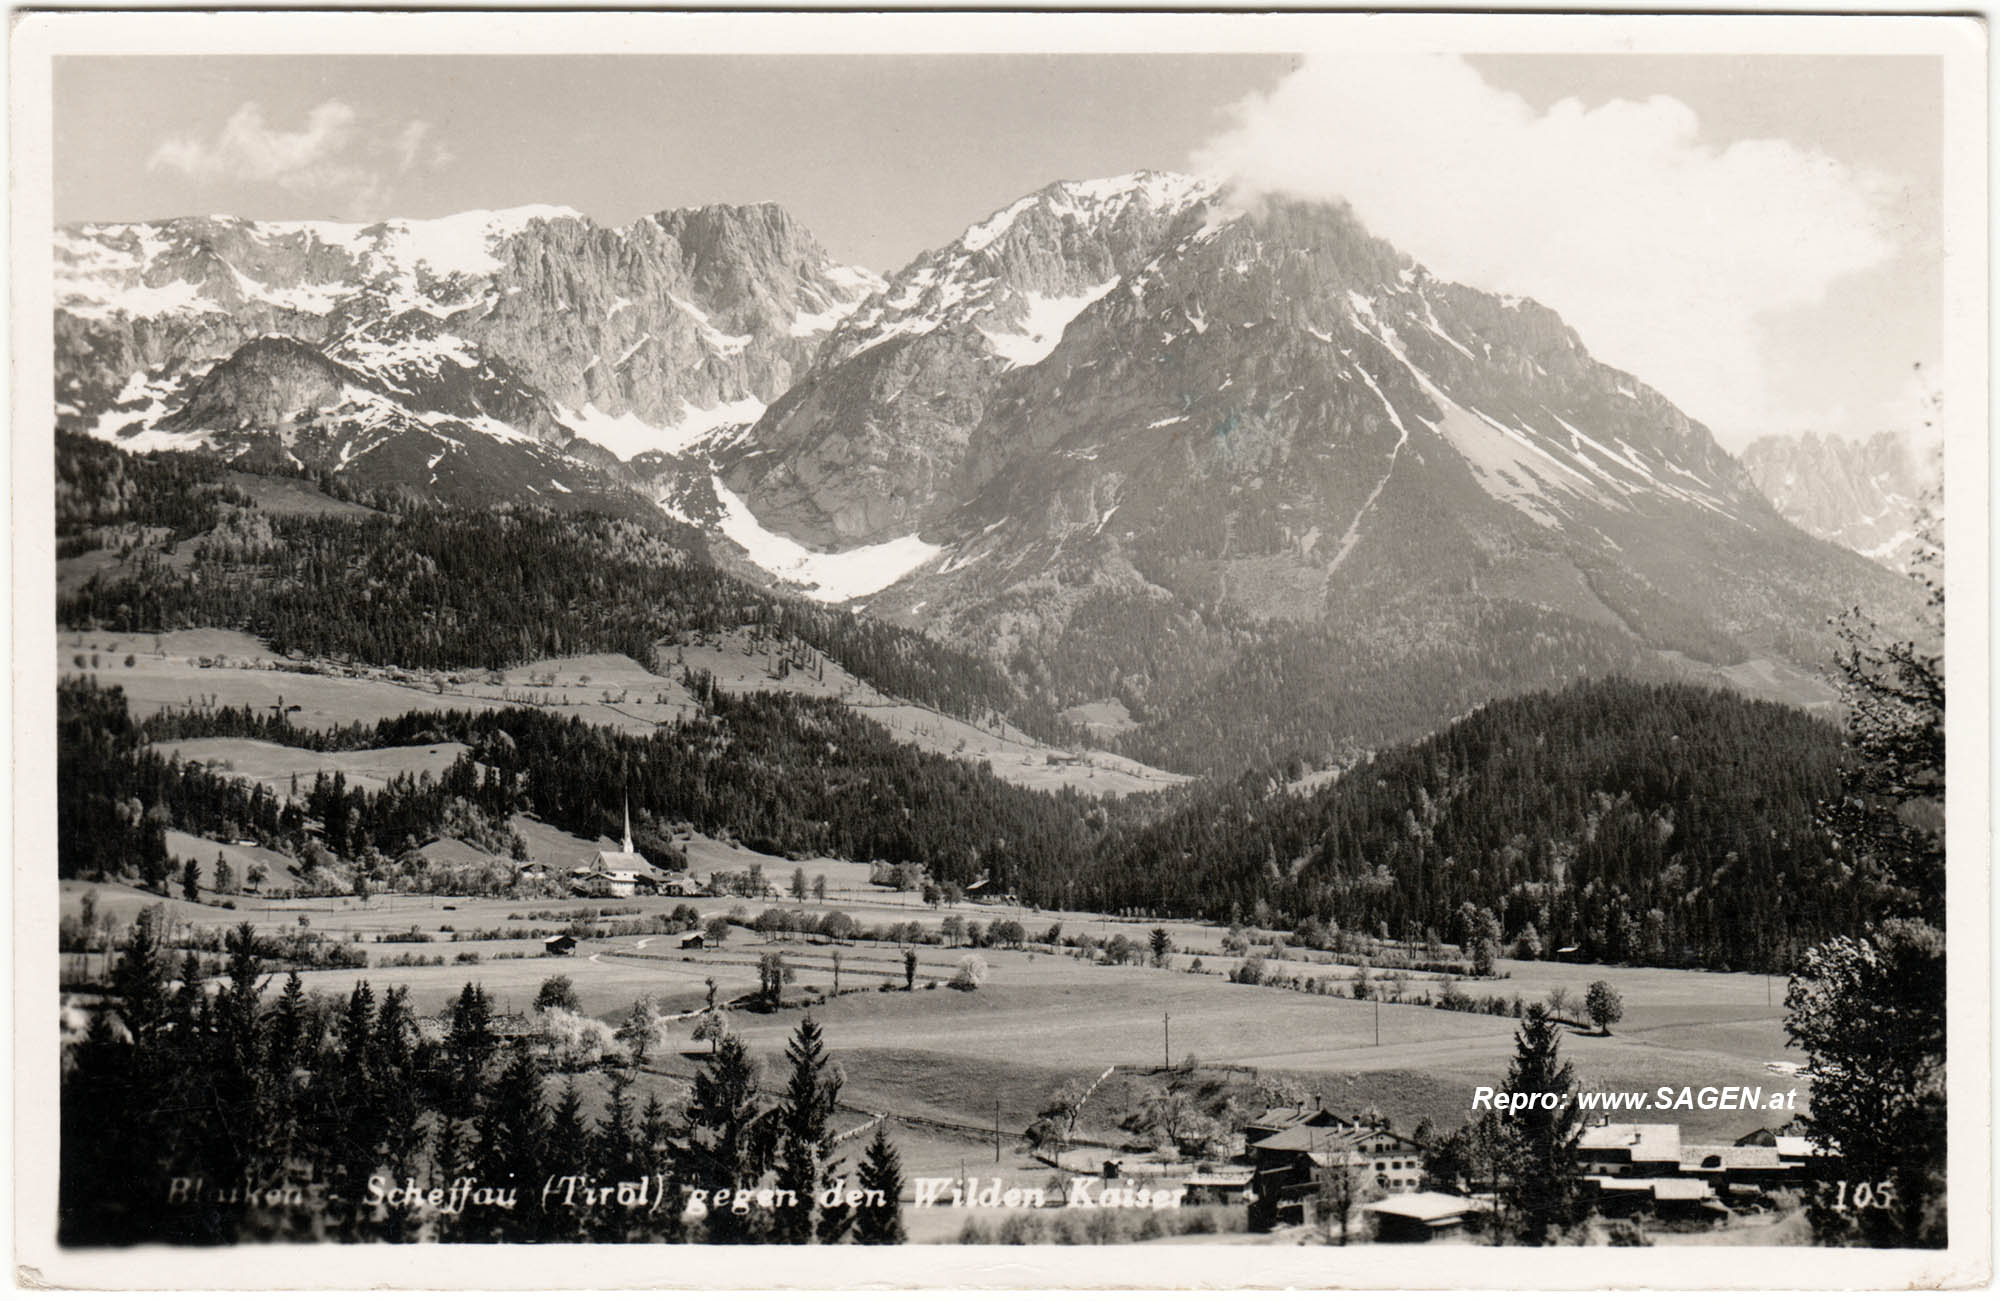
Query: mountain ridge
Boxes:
[
  {"xmin": 52, "ymin": 173, "xmax": 1924, "ymax": 774},
  {"xmin": 1740, "ymin": 429, "xmax": 1936, "ymax": 572}
]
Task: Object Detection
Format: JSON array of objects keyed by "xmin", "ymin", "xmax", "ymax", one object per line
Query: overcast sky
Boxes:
[{"xmin": 53, "ymin": 53, "xmax": 1941, "ymax": 450}]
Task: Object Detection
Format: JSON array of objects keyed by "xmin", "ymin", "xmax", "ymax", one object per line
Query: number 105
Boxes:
[{"xmin": 1831, "ymin": 1179, "xmax": 1899, "ymax": 1212}]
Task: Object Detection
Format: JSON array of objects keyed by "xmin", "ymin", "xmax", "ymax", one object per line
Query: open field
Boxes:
[
  {"xmin": 60, "ymin": 625, "xmax": 1192, "ymax": 793},
  {"xmin": 664, "ymin": 629, "xmax": 1189, "ymax": 797},
  {"xmin": 222, "ymin": 471, "xmax": 381, "ymax": 519},
  {"xmin": 153, "ymin": 737, "xmax": 471, "ymax": 795},
  {"xmin": 58, "ymin": 630, "xmax": 695, "ymax": 734},
  {"xmin": 61, "ymin": 861, "xmax": 1805, "ymax": 1152}
]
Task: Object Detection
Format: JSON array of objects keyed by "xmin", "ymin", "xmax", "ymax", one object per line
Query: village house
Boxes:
[
  {"xmin": 1577, "ymin": 1121, "xmax": 1684, "ymax": 1179},
  {"xmin": 1365, "ymin": 1191, "xmax": 1486, "ymax": 1242},
  {"xmin": 1246, "ymin": 1116, "xmax": 1426, "ymax": 1230},
  {"xmin": 1242, "ymin": 1102, "xmax": 1348, "ymax": 1147}
]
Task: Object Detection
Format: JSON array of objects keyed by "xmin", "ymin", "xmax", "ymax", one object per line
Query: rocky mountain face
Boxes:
[
  {"xmin": 55, "ymin": 204, "xmax": 883, "ymax": 505},
  {"xmin": 54, "ymin": 176, "xmax": 1921, "ymax": 771},
  {"xmin": 716, "ymin": 173, "xmax": 1219, "ymax": 546},
  {"xmin": 1740, "ymin": 430, "xmax": 1937, "ymax": 571},
  {"xmin": 697, "ymin": 181, "xmax": 1915, "ymax": 767}
]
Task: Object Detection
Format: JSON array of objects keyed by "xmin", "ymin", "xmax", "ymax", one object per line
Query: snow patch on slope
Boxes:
[
  {"xmin": 709, "ymin": 477, "xmax": 942, "ymax": 602},
  {"xmin": 980, "ymin": 281, "xmax": 1117, "ymax": 368},
  {"xmin": 370, "ymin": 206, "xmax": 581, "ymax": 281},
  {"xmin": 562, "ymin": 397, "xmax": 768, "ymax": 462}
]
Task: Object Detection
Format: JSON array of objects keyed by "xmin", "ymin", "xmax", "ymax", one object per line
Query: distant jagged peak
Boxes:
[
  {"xmin": 959, "ymin": 170, "xmax": 1224, "ymax": 252},
  {"xmin": 820, "ymin": 170, "xmax": 1226, "ymax": 369}
]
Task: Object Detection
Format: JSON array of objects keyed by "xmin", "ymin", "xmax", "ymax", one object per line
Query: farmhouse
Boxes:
[
  {"xmin": 574, "ymin": 866, "xmax": 646, "ymax": 898},
  {"xmin": 1577, "ymin": 1122, "xmax": 1683, "ymax": 1178},
  {"xmin": 963, "ymin": 876, "xmax": 1017, "ymax": 903},
  {"xmin": 1247, "ymin": 1120, "xmax": 1426, "ymax": 1229},
  {"xmin": 1365, "ymin": 1191, "xmax": 1484, "ymax": 1242},
  {"xmin": 543, "ymin": 934, "xmax": 578, "ymax": 956},
  {"xmin": 1243, "ymin": 1102, "xmax": 1348, "ymax": 1146}
]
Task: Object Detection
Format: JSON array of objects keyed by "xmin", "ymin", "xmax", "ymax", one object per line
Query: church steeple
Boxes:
[{"xmin": 622, "ymin": 796, "xmax": 634, "ymax": 855}]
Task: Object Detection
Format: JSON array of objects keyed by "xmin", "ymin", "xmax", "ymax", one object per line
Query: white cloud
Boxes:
[
  {"xmin": 1192, "ymin": 54, "xmax": 1900, "ymax": 443},
  {"xmin": 390, "ymin": 120, "xmax": 453, "ymax": 173},
  {"xmin": 149, "ymin": 99, "xmax": 447, "ymax": 210}
]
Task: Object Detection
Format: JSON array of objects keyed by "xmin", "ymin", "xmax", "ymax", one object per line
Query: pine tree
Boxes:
[
  {"xmin": 638, "ymin": 1091, "xmax": 688, "ymax": 1245},
  {"xmin": 680, "ymin": 1035, "xmax": 775, "ymax": 1243},
  {"xmin": 112, "ymin": 907, "xmax": 169, "ymax": 1046},
  {"xmin": 1495, "ymin": 1004, "xmax": 1582, "ymax": 1244},
  {"xmin": 472, "ymin": 1046, "xmax": 551, "ymax": 1241},
  {"xmin": 852, "ymin": 1125, "xmax": 906, "ymax": 1244},
  {"xmin": 270, "ymin": 971, "xmax": 308, "ymax": 1075},
  {"xmin": 214, "ymin": 923, "xmax": 267, "ymax": 1064},
  {"xmin": 166, "ymin": 951, "xmax": 206, "ymax": 1057},
  {"xmin": 443, "ymin": 982, "xmax": 496, "ymax": 1115},
  {"xmin": 543, "ymin": 1082, "xmax": 590, "ymax": 1243},
  {"xmin": 774, "ymin": 1016, "xmax": 843, "ymax": 1243}
]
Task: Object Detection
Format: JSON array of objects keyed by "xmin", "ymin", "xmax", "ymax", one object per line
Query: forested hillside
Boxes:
[
  {"xmin": 1106, "ymin": 599, "xmax": 1651, "ymax": 773},
  {"xmin": 56, "ymin": 434, "xmax": 1074, "ymax": 742},
  {"xmin": 69, "ymin": 670, "xmax": 1893, "ymax": 973},
  {"xmin": 1093, "ymin": 679, "xmax": 1871, "ymax": 971}
]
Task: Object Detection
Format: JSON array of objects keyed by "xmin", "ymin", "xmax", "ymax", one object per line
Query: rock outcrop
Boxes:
[{"xmin": 1741, "ymin": 430, "xmax": 1937, "ymax": 571}]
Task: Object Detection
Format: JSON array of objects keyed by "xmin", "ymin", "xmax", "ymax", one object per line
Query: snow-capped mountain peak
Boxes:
[{"xmin": 55, "ymin": 199, "xmax": 884, "ymax": 477}]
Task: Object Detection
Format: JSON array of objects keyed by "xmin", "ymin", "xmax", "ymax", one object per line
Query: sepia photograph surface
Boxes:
[{"xmin": 11, "ymin": 10, "xmax": 1990, "ymax": 1290}]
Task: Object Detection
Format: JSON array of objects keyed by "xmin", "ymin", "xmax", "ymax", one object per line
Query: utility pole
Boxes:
[
  {"xmin": 994, "ymin": 1099, "xmax": 1002, "ymax": 1163},
  {"xmin": 1374, "ymin": 996, "xmax": 1380, "ymax": 1047},
  {"xmin": 1163, "ymin": 1011, "xmax": 1172, "ymax": 1069}
]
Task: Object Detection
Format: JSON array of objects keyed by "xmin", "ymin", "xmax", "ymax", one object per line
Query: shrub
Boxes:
[{"xmin": 948, "ymin": 957, "xmax": 987, "ymax": 991}]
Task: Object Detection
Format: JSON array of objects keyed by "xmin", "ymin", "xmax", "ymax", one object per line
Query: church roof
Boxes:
[{"xmin": 587, "ymin": 850, "xmax": 657, "ymax": 877}]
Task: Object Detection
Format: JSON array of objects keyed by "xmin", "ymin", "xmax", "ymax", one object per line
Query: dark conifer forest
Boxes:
[
  {"xmin": 67, "ymin": 669, "xmax": 1875, "ymax": 972},
  {"xmin": 62, "ymin": 930, "xmax": 892, "ymax": 1246}
]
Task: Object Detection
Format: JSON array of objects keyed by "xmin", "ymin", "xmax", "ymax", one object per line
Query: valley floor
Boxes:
[{"xmin": 51, "ymin": 625, "xmax": 1817, "ymax": 1248}]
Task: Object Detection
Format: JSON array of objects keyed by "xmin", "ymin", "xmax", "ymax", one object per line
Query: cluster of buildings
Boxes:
[
  {"xmin": 564, "ymin": 809, "xmax": 700, "ymax": 898},
  {"xmin": 1575, "ymin": 1120, "xmax": 1837, "ymax": 1222},
  {"xmin": 1240, "ymin": 1103, "xmax": 1427, "ymax": 1231},
  {"xmin": 1215, "ymin": 1105, "xmax": 1835, "ymax": 1241}
]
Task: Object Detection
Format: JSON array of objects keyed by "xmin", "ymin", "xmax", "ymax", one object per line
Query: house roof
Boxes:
[
  {"xmin": 1247, "ymin": 1106, "xmax": 1343, "ymax": 1132},
  {"xmin": 1589, "ymin": 1176, "xmax": 1656, "ymax": 1192},
  {"xmin": 1681, "ymin": 1144, "xmax": 1787, "ymax": 1170},
  {"xmin": 1774, "ymin": 1136, "xmax": 1838, "ymax": 1159},
  {"xmin": 1366, "ymin": 1192, "xmax": 1479, "ymax": 1223},
  {"xmin": 1254, "ymin": 1123, "xmax": 1386, "ymax": 1155},
  {"xmin": 1579, "ymin": 1123, "xmax": 1682, "ymax": 1164},
  {"xmin": 1651, "ymin": 1178, "xmax": 1712, "ymax": 1202},
  {"xmin": 1182, "ymin": 1170, "xmax": 1256, "ymax": 1187}
]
